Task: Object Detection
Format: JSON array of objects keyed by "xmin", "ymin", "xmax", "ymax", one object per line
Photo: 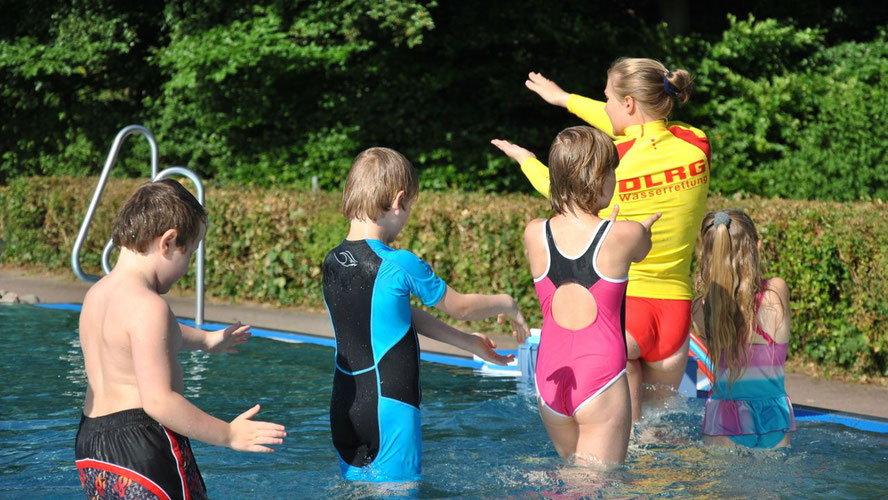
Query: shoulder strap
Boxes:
[
  {"xmin": 753, "ymin": 279, "xmax": 776, "ymax": 344},
  {"xmin": 544, "ymin": 219, "xmax": 608, "ymax": 288},
  {"xmin": 590, "ymin": 220, "xmax": 611, "ymax": 257}
]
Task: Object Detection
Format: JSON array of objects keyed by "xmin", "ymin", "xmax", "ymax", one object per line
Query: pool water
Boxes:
[{"xmin": 2, "ymin": 304, "xmax": 887, "ymax": 498}]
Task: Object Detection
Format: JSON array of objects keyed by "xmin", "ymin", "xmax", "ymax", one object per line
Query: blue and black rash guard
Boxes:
[{"xmin": 322, "ymin": 238, "xmax": 446, "ymax": 482}]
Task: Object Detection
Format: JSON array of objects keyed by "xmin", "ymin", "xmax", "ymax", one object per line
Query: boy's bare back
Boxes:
[
  {"xmin": 80, "ymin": 271, "xmax": 184, "ymax": 417},
  {"xmin": 75, "ymin": 179, "xmax": 285, "ymax": 499}
]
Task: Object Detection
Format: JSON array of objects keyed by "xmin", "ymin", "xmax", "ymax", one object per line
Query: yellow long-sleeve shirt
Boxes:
[{"xmin": 521, "ymin": 94, "xmax": 710, "ymax": 300}]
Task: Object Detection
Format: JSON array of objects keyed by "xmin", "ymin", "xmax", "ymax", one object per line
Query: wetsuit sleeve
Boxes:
[
  {"xmin": 567, "ymin": 94, "xmax": 619, "ymax": 139},
  {"xmin": 519, "ymin": 157, "xmax": 551, "ymax": 198},
  {"xmin": 392, "ymin": 250, "xmax": 447, "ymax": 307}
]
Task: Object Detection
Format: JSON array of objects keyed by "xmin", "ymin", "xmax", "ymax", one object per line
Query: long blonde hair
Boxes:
[
  {"xmin": 608, "ymin": 57, "xmax": 693, "ymax": 119},
  {"xmin": 695, "ymin": 210, "xmax": 763, "ymax": 396}
]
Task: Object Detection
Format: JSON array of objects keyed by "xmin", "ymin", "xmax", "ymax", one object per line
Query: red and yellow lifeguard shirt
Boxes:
[{"xmin": 520, "ymin": 94, "xmax": 710, "ymax": 300}]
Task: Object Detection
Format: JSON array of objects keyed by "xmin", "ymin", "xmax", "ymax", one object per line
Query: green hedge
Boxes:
[{"xmin": 1, "ymin": 177, "xmax": 886, "ymax": 377}]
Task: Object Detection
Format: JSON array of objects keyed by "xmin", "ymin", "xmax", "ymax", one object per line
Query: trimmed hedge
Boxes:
[{"xmin": 1, "ymin": 177, "xmax": 886, "ymax": 377}]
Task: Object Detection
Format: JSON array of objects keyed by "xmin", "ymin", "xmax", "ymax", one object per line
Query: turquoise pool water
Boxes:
[{"xmin": 2, "ymin": 303, "xmax": 887, "ymax": 498}]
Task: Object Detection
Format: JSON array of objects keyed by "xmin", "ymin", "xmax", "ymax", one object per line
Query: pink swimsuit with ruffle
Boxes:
[{"xmin": 702, "ymin": 280, "xmax": 796, "ymax": 445}]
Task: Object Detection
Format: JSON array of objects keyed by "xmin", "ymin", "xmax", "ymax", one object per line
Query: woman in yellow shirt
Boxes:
[{"xmin": 493, "ymin": 58, "xmax": 709, "ymax": 422}]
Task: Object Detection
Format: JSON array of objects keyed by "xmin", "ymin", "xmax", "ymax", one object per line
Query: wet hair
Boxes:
[
  {"xmin": 112, "ymin": 179, "xmax": 207, "ymax": 253},
  {"xmin": 608, "ymin": 57, "xmax": 693, "ymax": 119},
  {"xmin": 695, "ymin": 210, "xmax": 766, "ymax": 396},
  {"xmin": 548, "ymin": 126, "xmax": 618, "ymax": 215},
  {"xmin": 342, "ymin": 147, "xmax": 419, "ymax": 221}
]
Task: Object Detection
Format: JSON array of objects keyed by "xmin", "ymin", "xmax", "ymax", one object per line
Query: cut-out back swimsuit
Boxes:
[{"xmin": 533, "ymin": 219, "xmax": 628, "ymax": 417}]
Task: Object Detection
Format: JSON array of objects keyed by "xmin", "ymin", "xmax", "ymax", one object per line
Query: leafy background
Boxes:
[
  {"xmin": 2, "ymin": 2, "xmax": 887, "ymax": 380},
  {"xmin": 2, "ymin": 1, "xmax": 887, "ymax": 199}
]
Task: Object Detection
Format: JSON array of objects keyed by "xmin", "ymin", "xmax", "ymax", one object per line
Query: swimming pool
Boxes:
[{"xmin": 2, "ymin": 303, "xmax": 887, "ymax": 498}]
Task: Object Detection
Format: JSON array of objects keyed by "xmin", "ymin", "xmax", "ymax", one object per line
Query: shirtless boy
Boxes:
[{"xmin": 75, "ymin": 179, "xmax": 286, "ymax": 499}]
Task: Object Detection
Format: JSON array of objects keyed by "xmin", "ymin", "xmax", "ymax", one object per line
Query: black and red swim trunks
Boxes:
[{"xmin": 75, "ymin": 408, "xmax": 207, "ymax": 500}]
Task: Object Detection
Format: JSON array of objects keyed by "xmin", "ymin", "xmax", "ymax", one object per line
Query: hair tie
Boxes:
[
  {"xmin": 712, "ymin": 211, "xmax": 731, "ymax": 228},
  {"xmin": 663, "ymin": 71, "xmax": 679, "ymax": 98}
]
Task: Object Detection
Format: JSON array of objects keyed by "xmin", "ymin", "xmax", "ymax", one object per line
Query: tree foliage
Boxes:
[
  {"xmin": 1, "ymin": 2, "xmax": 886, "ymax": 200},
  {"xmin": 672, "ymin": 15, "xmax": 888, "ymax": 200}
]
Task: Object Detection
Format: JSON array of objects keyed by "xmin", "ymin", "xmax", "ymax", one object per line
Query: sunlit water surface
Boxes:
[{"xmin": 1, "ymin": 304, "xmax": 886, "ymax": 498}]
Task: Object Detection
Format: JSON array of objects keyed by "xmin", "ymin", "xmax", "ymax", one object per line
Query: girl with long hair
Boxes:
[{"xmin": 693, "ymin": 210, "xmax": 795, "ymax": 448}]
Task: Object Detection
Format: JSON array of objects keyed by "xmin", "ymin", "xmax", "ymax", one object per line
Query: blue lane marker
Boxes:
[
  {"xmin": 37, "ymin": 302, "xmax": 888, "ymax": 434},
  {"xmin": 420, "ymin": 352, "xmax": 483, "ymax": 369},
  {"xmin": 793, "ymin": 405, "xmax": 888, "ymax": 434},
  {"xmin": 35, "ymin": 303, "xmax": 83, "ymax": 311}
]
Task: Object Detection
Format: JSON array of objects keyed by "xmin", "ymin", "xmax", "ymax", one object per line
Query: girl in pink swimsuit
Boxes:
[{"xmin": 521, "ymin": 126, "xmax": 661, "ymax": 466}]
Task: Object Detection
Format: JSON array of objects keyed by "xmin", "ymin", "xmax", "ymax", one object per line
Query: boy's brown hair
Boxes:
[
  {"xmin": 548, "ymin": 126, "xmax": 619, "ymax": 215},
  {"xmin": 112, "ymin": 179, "xmax": 207, "ymax": 253},
  {"xmin": 341, "ymin": 147, "xmax": 419, "ymax": 221}
]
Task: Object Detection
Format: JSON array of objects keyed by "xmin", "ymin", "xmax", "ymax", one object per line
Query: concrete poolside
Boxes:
[{"xmin": 3, "ymin": 268, "xmax": 888, "ymax": 420}]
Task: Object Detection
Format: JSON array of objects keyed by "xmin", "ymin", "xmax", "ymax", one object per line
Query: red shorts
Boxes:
[{"xmin": 625, "ymin": 296, "xmax": 691, "ymax": 362}]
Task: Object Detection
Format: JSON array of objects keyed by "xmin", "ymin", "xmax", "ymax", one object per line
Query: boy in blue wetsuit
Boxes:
[{"xmin": 323, "ymin": 147, "xmax": 530, "ymax": 482}]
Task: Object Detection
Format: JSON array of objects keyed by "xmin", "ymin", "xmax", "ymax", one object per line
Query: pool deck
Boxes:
[{"xmin": 4, "ymin": 268, "xmax": 888, "ymax": 420}]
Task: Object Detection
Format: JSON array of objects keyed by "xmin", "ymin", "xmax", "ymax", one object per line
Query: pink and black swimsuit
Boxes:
[{"xmin": 533, "ymin": 219, "xmax": 629, "ymax": 417}]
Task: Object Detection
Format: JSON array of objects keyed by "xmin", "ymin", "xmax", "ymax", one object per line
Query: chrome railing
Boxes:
[{"xmin": 71, "ymin": 125, "xmax": 205, "ymax": 324}]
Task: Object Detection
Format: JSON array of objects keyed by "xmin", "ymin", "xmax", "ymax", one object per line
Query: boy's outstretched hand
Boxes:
[
  {"xmin": 525, "ymin": 72, "xmax": 570, "ymax": 108},
  {"xmin": 228, "ymin": 404, "xmax": 287, "ymax": 453},
  {"xmin": 467, "ymin": 332, "xmax": 515, "ymax": 366},
  {"xmin": 491, "ymin": 139, "xmax": 536, "ymax": 164},
  {"xmin": 498, "ymin": 299, "xmax": 530, "ymax": 344},
  {"xmin": 205, "ymin": 321, "xmax": 252, "ymax": 354}
]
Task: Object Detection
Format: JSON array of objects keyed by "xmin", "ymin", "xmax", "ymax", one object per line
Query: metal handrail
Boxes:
[
  {"xmin": 71, "ymin": 126, "xmax": 206, "ymax": 324},
  {"xmin": 72, "ymin": 126, "xmax": 158, "ymax": 282},
  {"xmin": 152, "ymin": 167, "xmax": 205, "ymax": 325}
]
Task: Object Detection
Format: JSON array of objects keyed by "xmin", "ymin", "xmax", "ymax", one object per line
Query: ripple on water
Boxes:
[{"xmin": 2, "ymin": 304, "xmax": 887, "ymax": 498}]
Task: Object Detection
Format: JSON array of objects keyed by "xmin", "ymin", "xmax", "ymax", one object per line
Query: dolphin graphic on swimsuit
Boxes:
[{"xmin": 335, "ymin": 250, "xmax": 359, "ymax": 267}]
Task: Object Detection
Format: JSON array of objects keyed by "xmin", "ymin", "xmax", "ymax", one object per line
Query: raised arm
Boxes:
[
  {"xmin": 526, "ymin": 72, "xmax": 619, "ymax": 139},
  {"xmin": 131, "ymin": 299, "xmax": 286, "ymax": 452},
  {"xmin": 621, "ymin": 211, "xmax": 662, "ymax": 263},
  {"xmin": 490, "ymin": 138, "xmax": 550, "ymax": 198},
  {"xmin": 612, "ymin": 211, "xmax": 661, "ymax": 263},
  {"xmin": 598, "ymin": 206, "xmax": 661, "ymax": 278},
  {"xmin": 434, "ymin": 286, "xmax": 529, "ymax": 343},
  {"xmin": 412, "ymin": 307, "xmax": 514, "ymax": 365},
  {"xmin": 525, "ymin": 72, "xmax": 570, "ymax": 107}
]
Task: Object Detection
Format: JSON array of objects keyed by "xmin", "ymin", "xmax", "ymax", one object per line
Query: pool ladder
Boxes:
[{"xmin": 71, "ymin": 125, "xmax": 206, "ymax": 325}]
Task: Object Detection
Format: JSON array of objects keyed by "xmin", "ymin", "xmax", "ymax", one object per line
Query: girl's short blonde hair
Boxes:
[
  {"xmin": 548, "ymin": 126, "xmax": 618, "ymax": 215},
  {"xmin": 342, "ymin": 147, "xmax": 418, "ymax": 221}
]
